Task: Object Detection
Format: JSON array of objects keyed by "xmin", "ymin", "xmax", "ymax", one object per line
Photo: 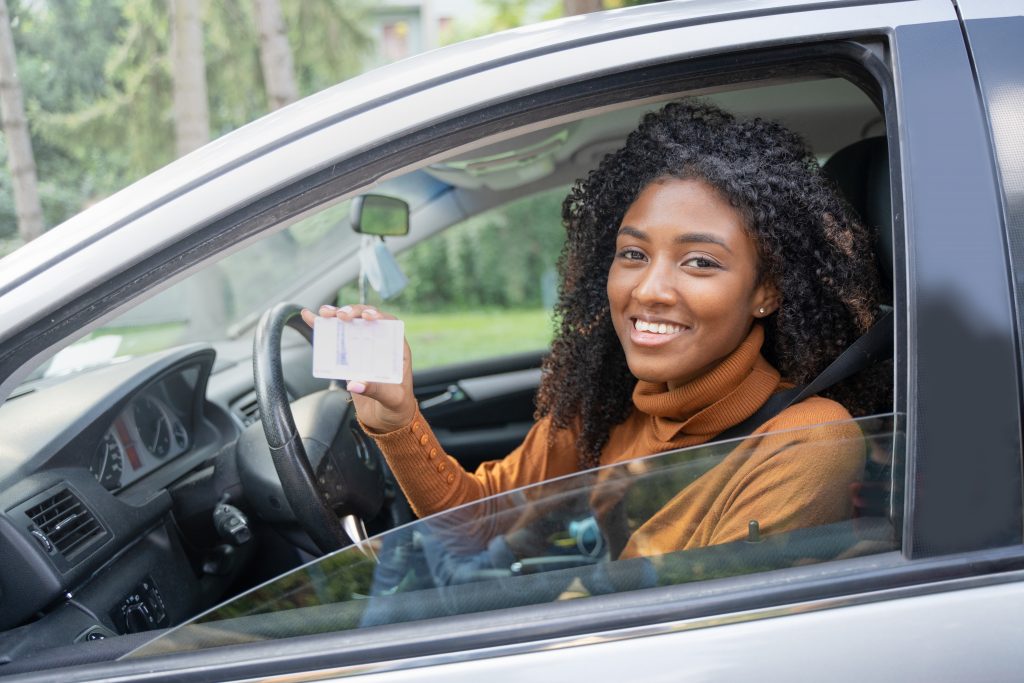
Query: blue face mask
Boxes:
[{"xmin": 359, "ymin": 235, "xmax": 408, "ymax": 300}]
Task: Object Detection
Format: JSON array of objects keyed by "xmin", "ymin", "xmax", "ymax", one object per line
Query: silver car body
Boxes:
[{"xmin": 1, "ymin": 0, "xmax": 1023, "ymax": 680}]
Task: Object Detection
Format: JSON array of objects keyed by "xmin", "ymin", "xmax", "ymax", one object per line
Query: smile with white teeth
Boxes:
[{"xmin": 634, "ymin": 320, "xmax": 682, "ymax": 335}]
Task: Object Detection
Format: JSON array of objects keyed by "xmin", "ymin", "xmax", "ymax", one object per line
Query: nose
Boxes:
[{"xmin": 632, "ymin": 257, "xmax": 677, "ymax": 306}]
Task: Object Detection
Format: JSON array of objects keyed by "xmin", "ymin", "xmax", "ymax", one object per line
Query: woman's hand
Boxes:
[{"xmin": 300, "ymin": 304, "xmax": 417, "ymax": 433}]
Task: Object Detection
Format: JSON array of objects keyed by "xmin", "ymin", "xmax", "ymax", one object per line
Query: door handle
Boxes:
[{"xmin": 419, "ymin": 384, "xmax": 467, "ymax": 410}]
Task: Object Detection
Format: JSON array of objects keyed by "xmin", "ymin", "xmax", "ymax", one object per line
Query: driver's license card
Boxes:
[{"xmin": 312, "ymin": 317, "xmax": 404, "ymax": 384}]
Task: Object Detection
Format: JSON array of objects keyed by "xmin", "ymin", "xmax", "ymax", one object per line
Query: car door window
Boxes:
[{"xmin": 130, "ymin": 413, "xmax": 899, "ymax": 657}]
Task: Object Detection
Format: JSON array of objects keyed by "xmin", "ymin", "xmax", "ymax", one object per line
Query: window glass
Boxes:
[
  {"xmin": 131, "ymin": 414, "xmax": 899, "ymax": 657},
  {"xmin": 27, "ymin": 201, "xmax": 355, "ymax": 383},
  {"xmin": 339, "ymin": 188, "xmax": 567, "ymax": 369}
]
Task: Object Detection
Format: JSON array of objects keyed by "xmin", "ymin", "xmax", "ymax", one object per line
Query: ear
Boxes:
[{"xmin": 752, "ymin": 281, "xmax": 781, "ymax": 318}]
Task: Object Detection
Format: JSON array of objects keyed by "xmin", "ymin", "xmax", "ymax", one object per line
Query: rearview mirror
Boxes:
[{"xmin": 350, "ymin": 195, "xmax": 410, "ymax": 237}]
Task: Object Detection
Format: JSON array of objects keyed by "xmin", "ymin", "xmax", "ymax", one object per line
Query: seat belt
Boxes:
[{"xmin": 714, "ymin": 309, "xmax": 894, "ymax": 442}]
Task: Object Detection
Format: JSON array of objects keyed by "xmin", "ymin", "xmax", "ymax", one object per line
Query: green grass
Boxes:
[{"xmin": 398, "ymin": 308, "xmax": 554, "ymax": 369}]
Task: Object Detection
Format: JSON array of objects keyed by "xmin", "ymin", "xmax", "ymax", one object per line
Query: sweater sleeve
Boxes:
[{"xmin": 362, "ymin": 408, "xmax": 578, "ymax": 520}]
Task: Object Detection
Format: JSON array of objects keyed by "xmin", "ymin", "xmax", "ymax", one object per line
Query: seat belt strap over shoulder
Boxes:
[{"xmin": 715, "ymin": 310, "xmax": 894, "ymax": 442}]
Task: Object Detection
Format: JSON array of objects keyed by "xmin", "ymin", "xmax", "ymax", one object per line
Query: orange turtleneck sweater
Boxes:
[{"xmin": 368, "ymin": 325, "xmax": 866, "ymax": 558}]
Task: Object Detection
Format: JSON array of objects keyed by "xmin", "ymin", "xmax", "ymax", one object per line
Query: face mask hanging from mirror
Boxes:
[{"xmin": 359, "ymin": 235, "xmax": 408, "ymax": 300}]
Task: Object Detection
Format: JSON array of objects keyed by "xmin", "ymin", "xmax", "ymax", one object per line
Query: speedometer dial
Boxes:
[
  {"xmin": 134, "ymin": 396, "xmax": 172, "ymax": 459},
  {"xmin": 91, "ymin": 432, "xmax": 124, "ymax": 491}
]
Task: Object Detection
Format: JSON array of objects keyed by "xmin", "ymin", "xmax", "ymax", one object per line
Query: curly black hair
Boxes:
[{"xmin": 535, "ymin": 99, "xmax": 891, "ymax": 469}]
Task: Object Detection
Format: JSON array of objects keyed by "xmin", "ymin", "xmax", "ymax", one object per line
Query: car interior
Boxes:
[{"xmin": 0, "ymin": 69, "xmax": 900, "ymax": 676}]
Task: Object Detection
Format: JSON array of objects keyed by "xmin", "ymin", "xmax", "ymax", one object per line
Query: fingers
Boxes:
[
  {"xmin": 300, "ymin": 308, "xmax": 316, "ymax": 328},
  {"xmin": 301, "ymin": 302, "xmax": 414, "ymax": 431},
  {"xmin": 318, "ymin": 303, "xmax": 394, "ymax": 322},
  {"xmin": 344, "ymin": 378, "xmax": 396, "ymax": 404},
  {"xmin": 345, "ymin": 378, "xmax": 417, "ymax": 431},
  {"xmin": 305, "ymin": 303, "xmax": 396, "ymax": 325}
]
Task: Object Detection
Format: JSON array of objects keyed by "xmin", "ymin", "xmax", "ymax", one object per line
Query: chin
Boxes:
[{"xmin": 627, "ymin": 362, "xmax": 678, "ymax": 386}]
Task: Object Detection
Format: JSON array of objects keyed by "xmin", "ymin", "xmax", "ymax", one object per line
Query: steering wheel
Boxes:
[{"xmin": 252, "ymin": 302, "xmax": 385, "ymax": 553}]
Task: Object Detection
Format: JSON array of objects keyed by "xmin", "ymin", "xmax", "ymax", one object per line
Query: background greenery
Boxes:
[
  {"xmin": 340, "ymin": 186, "xmax": 567, "ymax": 366},
  {"xmin": 1, "ymin": 0, "xmax": 373, "ymax": 243}
]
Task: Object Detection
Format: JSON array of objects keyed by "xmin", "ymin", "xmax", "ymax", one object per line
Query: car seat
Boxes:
[{"xmin": 823, "ymin": 135, "xmax": 897, "ymax": 523}]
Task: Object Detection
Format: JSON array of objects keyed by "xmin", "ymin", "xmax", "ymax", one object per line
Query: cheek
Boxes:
[
  {"xmin": 605, "ymin": 266, "xmax": 629, "ymax": 309},
  {"xmin": 691, "ymin": 277, "xmax": 757, "ymax": 323}
]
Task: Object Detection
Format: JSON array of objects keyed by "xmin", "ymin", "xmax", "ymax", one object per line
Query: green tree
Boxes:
[
  {"xmin": 253, "ymin": 0, "xmax": 297, "ymax": 111},
  {"xmin": 2, "ymin": 0, "xmax": 126, "ymax": 240},
  {"xmin": 387, "ymin": 188, "xmax": 566, "ymax": 313},
  {"xmin": 0, "ymin": 0, "xmax": 373, "ymax": 241},
  {"xmin": 285, "ymin": 1, "xmax": 371, "ymax": 96},
  {"xmin": 0, "ymin": 0, "xmax": 45, "ymax": 242}
]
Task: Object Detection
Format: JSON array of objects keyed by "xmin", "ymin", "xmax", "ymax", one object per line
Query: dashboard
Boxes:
[
  {"xmin": 0, "ymin": 333, "xmax": 330, "ymax": 668},
  {"xmin": 0, "ymin": 346, "xmax": 239, "ymax": 656},
  {"xmin": 0, "ymin": 334, "xmax": 344, "ymax": 669}
]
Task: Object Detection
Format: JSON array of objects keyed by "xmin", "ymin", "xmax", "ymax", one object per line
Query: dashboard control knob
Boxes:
[{"xmin": 124, "ymin": 603, "xmax": 151, "ymax": 633}]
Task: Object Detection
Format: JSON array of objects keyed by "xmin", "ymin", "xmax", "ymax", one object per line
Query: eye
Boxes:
[
  {"xmin": 682, "ymin": 255, "xmax": 720, "ymax": 269},
  {"xmin": 616, "ymin": 247, "xmax": 647, "ymax": 262}
]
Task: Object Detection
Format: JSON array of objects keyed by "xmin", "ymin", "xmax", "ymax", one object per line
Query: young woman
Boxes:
[{"xmin": 302, "ymin": 100, "xmax": 890, "ymax": 558}]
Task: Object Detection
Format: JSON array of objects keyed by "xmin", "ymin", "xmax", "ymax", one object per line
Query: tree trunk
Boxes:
[
  {"xmin": 170, "ymin": 0, "xmax": 209, "ymax": 156},
  {"xmin": 253, "ymin": 0, "xmax": 297, "ymax": 110},
  {"xmin": 0, "ymin": 0, "xmax": 44, "ymax": 242},
  {"xmin": 563, "ymin": 0, "xmax": 604, "ymax": 15},
  {"xmin": 170, "ymin": 0, "xmax": 222, "ymax": 340}
]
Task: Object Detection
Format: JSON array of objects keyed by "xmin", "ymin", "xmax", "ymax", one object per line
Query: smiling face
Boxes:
[{"xmin": 607, "ymin": 177, "xmax": 779, "ymax": 389}]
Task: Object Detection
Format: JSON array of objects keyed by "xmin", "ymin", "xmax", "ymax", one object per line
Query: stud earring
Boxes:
[{"xmin": 758, "ymin": 307, "xmax": 766, "ymax": 315}]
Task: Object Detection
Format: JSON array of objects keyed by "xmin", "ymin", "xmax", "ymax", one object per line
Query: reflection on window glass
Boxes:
[
  {"xmin": 38, "ymin": 201, "xmax": 353, "ymax": 381},
  {"xmin": 340, "ymin": 188, "xmax": 567, "ymax": 369},
  {"xmin": 132, "ymin": 414, "xmax": 900, "ymax": 658}
]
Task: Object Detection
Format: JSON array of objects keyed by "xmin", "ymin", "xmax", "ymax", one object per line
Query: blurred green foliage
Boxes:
[
  {"xmin": 342, "ymin": 187, "xmax": 567, "ymax": 313},
  {"xmin": 0, "ymin": 0, "xmax": 372, "ymax": 245},
  {"xmin": 334, "ymin": 187, "xmax": 568, "ymax": 367}
]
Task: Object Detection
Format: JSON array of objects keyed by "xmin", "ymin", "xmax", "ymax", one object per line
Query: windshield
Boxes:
[
  {"xmin": 24, "ymin": 201, "xmax": 358, "ymax": 384},
  {"xmin": 130, "ymin": 414, "xmax": 899, "ymax": 659}
]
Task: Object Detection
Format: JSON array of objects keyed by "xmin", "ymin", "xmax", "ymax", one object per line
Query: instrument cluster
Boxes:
[{"xmin": 90, "ymin": 390, "xmax": 191, "ymax": 491}]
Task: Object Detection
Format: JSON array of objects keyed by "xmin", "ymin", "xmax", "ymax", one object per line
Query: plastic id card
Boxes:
[{"xmin": 312, "ymin": 317, "xmax": 405, "ymax": 384}]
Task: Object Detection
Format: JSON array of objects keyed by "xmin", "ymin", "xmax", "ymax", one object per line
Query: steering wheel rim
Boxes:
[{"xmin": 253, "ymin": 302, "xmax": 349, "ymax": 553}]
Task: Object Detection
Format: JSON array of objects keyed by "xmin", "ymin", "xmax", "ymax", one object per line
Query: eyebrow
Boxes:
[{"xmin": 617, "ymin": 226, "xmax": 733, "ymax": 253}]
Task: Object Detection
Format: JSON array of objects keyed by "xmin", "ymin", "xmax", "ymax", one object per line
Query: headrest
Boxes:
[{"xmin": 823, "ymin": 137, "xmax": 892, "ymax": 299}]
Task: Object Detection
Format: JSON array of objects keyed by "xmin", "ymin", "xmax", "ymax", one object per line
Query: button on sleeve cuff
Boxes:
[{"xmin": 359, "ymin": 408, "xmax": 472, "ymax": 517}]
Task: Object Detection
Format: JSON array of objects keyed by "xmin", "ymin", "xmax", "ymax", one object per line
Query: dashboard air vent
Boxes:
[
  {"xmin": 26, "ymin": 488, "xmax": 103, "ymax": 558},
  {"xmin": 234, "ymin": 395, "xmax": 261, "ymax": 427}
]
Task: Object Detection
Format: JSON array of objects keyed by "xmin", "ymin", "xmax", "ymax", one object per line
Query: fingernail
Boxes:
[
  {"xmin": 347, "ymin": 381, "xmax": 366, "ymax": 394},
  {"xmin": 320, "ymin": 305, "xmax": 337, "ymax": 315},
  {"xmin": 340, "ymin": 305, "xmax": 353, "ymax": 314},
  {"xmin": 365, "ymin": 309, "xmax": 380, "ymax": 319}
]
